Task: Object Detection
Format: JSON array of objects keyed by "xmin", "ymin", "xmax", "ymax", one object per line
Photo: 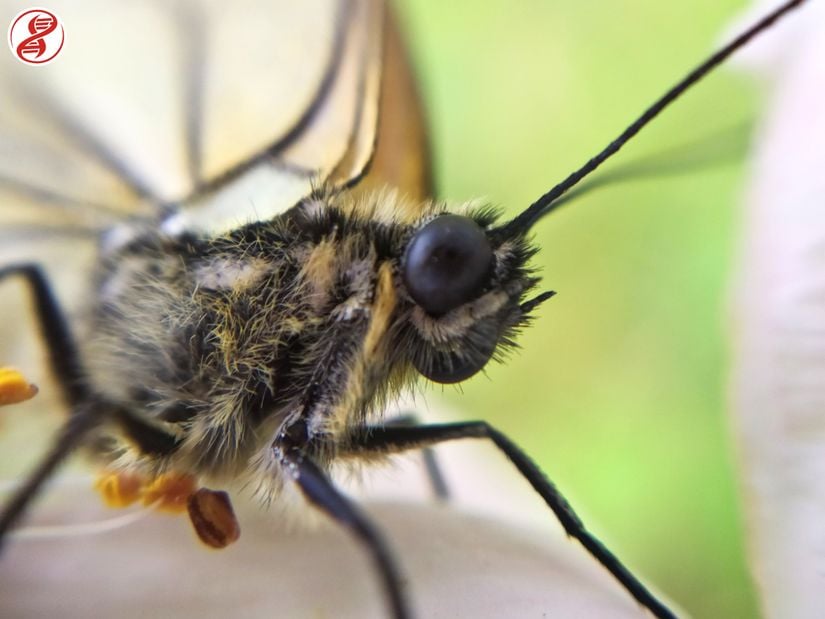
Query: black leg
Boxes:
[
  {"xmin": 0, "ymin": 403, "xmax": 179, "ymax": 551},
  {"xmin": 0, "ymin": 263, "xmax": 185, "ymax": 462},
  {"xmin": 0, "ymin": 409, "xmax": 98, "ymax": 548},
  {"xmin": 280, "ymin": 447, "xmax": 411, "ymax": 619},
  {"xmin": 386, "ymin": 414, "xmax": 449, "ymax": 501},
  {"xmin": 347, "ymin": 421, "xmax": 677, "ymax": 619},
  {"xmin": 0, "ymin": 264, "xmax": 94, "ymax": 549},
  {"xmin": 0, "ymin": 264, "xmax": 87, "ymax": 406},
  {"xmin": 0, "ymin": 264, "xmax": 180, "ymax": 547}
]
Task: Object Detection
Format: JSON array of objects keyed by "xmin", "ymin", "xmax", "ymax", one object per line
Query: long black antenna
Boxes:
[{"xmin": 500, "ymin": 0, "xmax": 807, "ymax": 238}]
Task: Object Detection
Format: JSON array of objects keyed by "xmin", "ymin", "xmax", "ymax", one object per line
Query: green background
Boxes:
[{"xmin": 399, "ymin": 1, "xmax": 759, "ymax": 617}]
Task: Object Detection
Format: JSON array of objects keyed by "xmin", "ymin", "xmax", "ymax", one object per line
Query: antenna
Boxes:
[{"xmin": 500, "ymin": 0, "xmax": 807, "ymax": 238}]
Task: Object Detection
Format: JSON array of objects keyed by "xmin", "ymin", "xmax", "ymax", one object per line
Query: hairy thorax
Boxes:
[{"xmin": 79, "ymin": 205, "xmax": 408, "ymax": 485}]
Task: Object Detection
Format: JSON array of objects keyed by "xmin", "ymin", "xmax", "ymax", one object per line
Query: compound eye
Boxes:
[{"xmin": 403, "ymin": 215, "xmax": 493, "ymax": 316}]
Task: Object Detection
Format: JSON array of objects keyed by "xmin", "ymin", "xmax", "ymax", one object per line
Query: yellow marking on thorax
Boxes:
[
  {"xmin": 364, "ymin": 262, "xmax": 397, "ymax": 356},
  {"xmin": 326, "ymin": 261, "xmax": 397, "ymax": 436},
  {"xmin": 299, "ymin": 239, "xmax": 339, "ymax": 312}
]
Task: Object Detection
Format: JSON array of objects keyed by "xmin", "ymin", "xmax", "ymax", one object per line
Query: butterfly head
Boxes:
[{"xmin": 399, "ymin": 207, "xmax": 553, "ymax": 384}]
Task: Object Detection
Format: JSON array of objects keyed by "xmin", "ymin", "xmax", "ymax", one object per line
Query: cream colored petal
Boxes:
[{"xmin": 729, "ymin": 2, "xmax": 825, "ymax": 617}]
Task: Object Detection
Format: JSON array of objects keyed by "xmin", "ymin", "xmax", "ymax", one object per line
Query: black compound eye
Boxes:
[{"xmin": 403, "ymin": 214, "xmax": 493, "ymax": 316}]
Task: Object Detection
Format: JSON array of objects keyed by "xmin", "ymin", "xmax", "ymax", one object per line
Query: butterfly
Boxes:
[{"xmin": 0, "ymin": 1, "xmax": 808, "ymax": 617}]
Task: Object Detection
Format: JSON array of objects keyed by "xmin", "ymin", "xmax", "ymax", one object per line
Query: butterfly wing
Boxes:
[
  {"xmin": 0, "ymin": 0, "xmax": 431, "ymax": 398},
  {"xmin": 351, "ymin": 2, "xmax": 433, "ymax": 203},
  {"xmin": 0, "ymin": 0, "xmax": 416, "ymax": 237}
]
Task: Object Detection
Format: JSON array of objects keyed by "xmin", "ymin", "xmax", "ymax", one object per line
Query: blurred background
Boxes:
[{"xmin": 397, "ymin": 1, "xmax": 760, "ymax": 617}]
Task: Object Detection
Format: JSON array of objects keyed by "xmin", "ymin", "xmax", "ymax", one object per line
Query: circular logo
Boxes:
[{"xmin": 8, "ymin": 8, "xmax": 64, "ymax": 65}]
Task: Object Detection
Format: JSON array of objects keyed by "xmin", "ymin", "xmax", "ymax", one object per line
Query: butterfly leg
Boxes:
[
  {"xmin": 0, "ymin": 263, "xmax": 87, "ymax": 405},
  {"xmin": 0, "ymin": 264, "xmax": 179, "ymax": 547},
  {"xmin": 344, "ymin": 421, "xmax": 677, "ymax": 619},
  {"xmin": 275, "ymin": 424, "xmax": 411, "ymax": 619},
  {"xmin": 386, "ymin": 413, "xmax": 449, "ymax": 500},
  {"xmin": 0, "ymin": 263, "xmax": 100, "ymax": 545},
  {"xmin": 0, "ymin": 404, "xmax": 179, "ymax": 546},
  {"xmin": 0, "ymin": 408, "xmax": 96, "ymax": 547}
]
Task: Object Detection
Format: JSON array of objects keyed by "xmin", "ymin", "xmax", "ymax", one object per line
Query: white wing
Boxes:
[{"xmin": 0, "ymin": 0, "xmax": 384, "ymax": 239}]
